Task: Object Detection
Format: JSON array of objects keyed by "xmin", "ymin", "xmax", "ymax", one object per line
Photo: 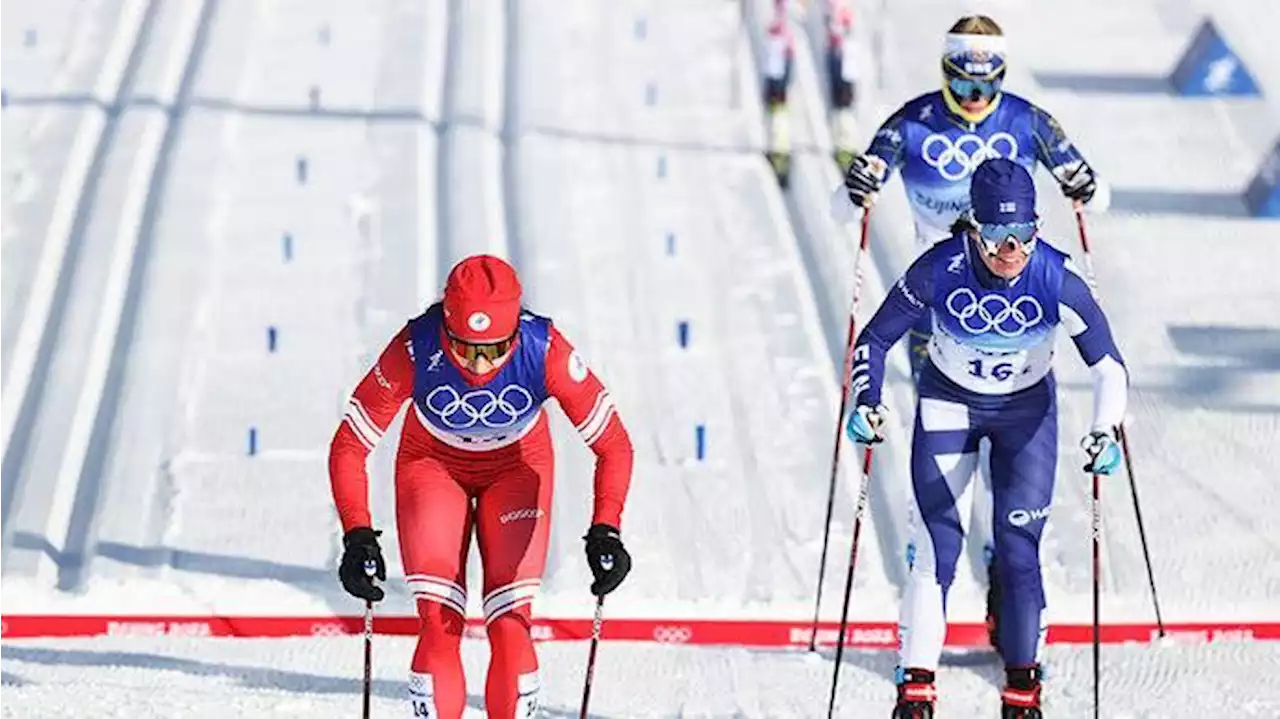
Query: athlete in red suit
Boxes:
[{"xmin": 328, "ymin": 255, "xmax": 634, "ymax": 718}]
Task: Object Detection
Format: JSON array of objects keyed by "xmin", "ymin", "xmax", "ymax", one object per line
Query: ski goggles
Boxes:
[
  {"xmin": 943, "ymin": 53, "xmax": 1006, "ymax": 101},
  {"xmin": 947, "ymin": 75, "xmax": 1003, "ymax": 101},
  {"xmin": 976, "ymin": 221, "xmax": 1038, "ymax": 255},
  {"xmin": 447, "ymin": 333, "xmax": 515, "ymax": 363}
]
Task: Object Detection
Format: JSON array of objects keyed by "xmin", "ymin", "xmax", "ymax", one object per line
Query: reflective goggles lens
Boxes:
[
  {"xmin": 449, "ymin": 334, "xmax": 514, "ymax": 362},
  {"xmin": 948, "ymin": 76, "xmax": 1002, "ymax": 101},
  {"xmin": 977, "ymin": 221, "xmax": 1038, "ymax": 254}
]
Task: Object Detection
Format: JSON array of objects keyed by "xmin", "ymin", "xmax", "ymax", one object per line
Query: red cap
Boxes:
[{"xmin": 442, "ymin": 255, "xmax": 523, "ymax": 343}]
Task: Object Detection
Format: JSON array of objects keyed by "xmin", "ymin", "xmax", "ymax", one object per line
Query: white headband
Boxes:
[{"xmin": 944, "ymin": 32, "xmax": 1007, "ymax": 58}]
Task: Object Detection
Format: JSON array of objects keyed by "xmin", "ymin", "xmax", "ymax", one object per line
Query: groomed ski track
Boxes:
[{"xmin": 2, "ymin": 0, "xmax": 899, "ymax": 625}]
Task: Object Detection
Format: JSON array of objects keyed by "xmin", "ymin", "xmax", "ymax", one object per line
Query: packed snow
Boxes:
[{"xmin": 4, "ymin": 635, "xmax": 1279, "ymax": 717}]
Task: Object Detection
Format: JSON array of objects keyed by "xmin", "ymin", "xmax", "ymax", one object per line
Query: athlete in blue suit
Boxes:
[
  {"xmin": 831, "ymin": 14, "xmax": 1111, "ymax": 656},
  {"xmin": 836, "ymin": 15, "xmax": 1108, "ymax": 249},
  {"xmin": 845, "ymin": 158, "xmax": 1127, "ymax": 718}
]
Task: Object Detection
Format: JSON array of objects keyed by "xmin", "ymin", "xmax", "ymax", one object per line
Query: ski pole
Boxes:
[
  {"xmin": 362, "ymin": 559, "xmax": 377, "ymax": 719},
  {"xmin": 826, "ymin": 444, "xmax": 875, "ymax": 719},
  {"xmin": 1090, "ymin": 469, "xmax": 1102, "ymax": 719},
  {"xmin": 1073, "ymin": 205, "xmax": 1166, "ymax": 637},
  {"xmin": 578, "ymin": 595, "xmax": 606, "ymax": 719},
  {"xmin": 1115, "ymin": 423, "xmax": 1165, "ymax": 636},
  {"xmin": 809, "ymin": 209, "xmax": 873, "ymax": 653},
  {"xmin": 1072, "ymin": 207, "xmax": 1101, "ymax": 293}
]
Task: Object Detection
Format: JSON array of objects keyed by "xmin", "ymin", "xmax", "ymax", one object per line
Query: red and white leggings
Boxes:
[{"xmin": 395, "ymin": 419, "xmax": 554, "ymax": 718}]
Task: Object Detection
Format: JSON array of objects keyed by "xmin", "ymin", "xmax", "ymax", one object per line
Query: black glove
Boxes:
[
  {"xmin": 583, "ymin": 524, "xmax": 631, "ymax": 597},
  {"xmin": 1052, "ymin": 159, "xmax": 1098, "ymax": 204},
  {"xmin": 339, "ymin": 527, "xmax": 387, "ymax": 602},
  {"xmin": 843, "ymin": 153, "xmax": 888, "ymax": 208}
]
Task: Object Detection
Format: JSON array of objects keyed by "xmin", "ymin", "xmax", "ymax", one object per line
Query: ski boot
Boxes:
[
  {"xmin": 1000, "ymin": 665, "xmax": 1043, "ymax": 718},
  {"xmin": 891, "ymin": 667, "xmax": 936, "ymax": 719},
  {"xmin": 829, "ymin": 106, "xmax": 857, "ymax": 172},
  {"xmin": 767, "ymin": 150, "xmax": 791, "ymax": 189}
]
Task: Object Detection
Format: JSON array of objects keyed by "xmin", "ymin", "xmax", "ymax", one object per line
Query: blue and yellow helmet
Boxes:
[{"xmin": 941, "ymin": 32, "xmax": 1007, "ymax": 123}]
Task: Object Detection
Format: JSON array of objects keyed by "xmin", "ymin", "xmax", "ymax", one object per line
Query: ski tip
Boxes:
[{"xmin": 766, "ymin": 151, "xmax": 791, "ymax": 189}]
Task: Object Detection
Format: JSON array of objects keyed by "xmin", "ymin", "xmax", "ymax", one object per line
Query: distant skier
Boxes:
[
  {"xmin": 844, "ymin": 158, "xmax": 1128, "ymax": 718},
  {"xmin": 328, "ymin": 255, "xmax": 634, "ymax": 718},
  {"xmin": 831, "ymin": 14, "xmax": 1111, "ymax": 653},
  {"xmin": 763, "ymin": 0, "xmax": 796, "ymax": 185},
  {"xmin": 823, "ymin": 0, "xmax": 859, "ymax": 169},
  {"xmin": 762, "ymin": 0, "xmax": 858, "ymax": 179}
]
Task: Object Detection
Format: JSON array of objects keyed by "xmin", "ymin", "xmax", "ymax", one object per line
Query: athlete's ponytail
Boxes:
[{"xmin": 950, "ymin": 211, "xmax": 979, "ymax": 237}]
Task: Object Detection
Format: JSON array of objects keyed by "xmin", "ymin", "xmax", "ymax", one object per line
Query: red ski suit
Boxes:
[{"xmin": 328, "ymin": 305, "xmax": 632, "ymax": 718}]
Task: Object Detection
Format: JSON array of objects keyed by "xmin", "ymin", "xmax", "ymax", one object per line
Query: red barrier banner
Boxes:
[{"xmin": 3, "ymin": 615, "xmax": 1277, "ymax": 647}]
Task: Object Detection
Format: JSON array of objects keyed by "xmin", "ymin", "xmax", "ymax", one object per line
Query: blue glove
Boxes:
[
  {"xmin": 1081, "ymin": 430, "xmax": 1122, "ymax": 475},
  {"xmin": 845, "ymin": 404, "xmax": 887, "ymax": 445}
]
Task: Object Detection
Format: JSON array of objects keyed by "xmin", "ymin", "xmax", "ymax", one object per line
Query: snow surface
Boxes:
[
  {"xmin": 1, "ymin": 0, "xmax": 903, "ymax": 626},
  {"xmin": 3, "ymin": 635, "xmax": 1279, "ymax": 717}
]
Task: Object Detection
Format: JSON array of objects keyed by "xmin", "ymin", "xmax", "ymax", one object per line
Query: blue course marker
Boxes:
[
  {"xmin": 695, "ymin": 424, "xmax": 706, "ymax": 460},
  {"xmin": 665, "ymin": 232, "xmax": 676, "ymax": 256},
  {"xmin": 297, "ymin": 156, "xmax": 308, "ymax": 184},
  {"xmin": 677, "ymin": 320, "xmax": 689, "ymax": 348},
  {"xmin": 267, "ymin": 326, "xmax": 278, "ymax": 352},
  {"xmin": 1244, "ymin": 138, "xmax": 1280, "ymax": 218},
  {"xmin": 282, "ymin": 232, "xmax": 293, "ymax": 261},
  {"xmin": 248, "ymin": 427, "xmax": 258, "ymax": 456},
  {"xmin": 1170, "ymin": 20, "xmax": 1261, "ymax": 96}
]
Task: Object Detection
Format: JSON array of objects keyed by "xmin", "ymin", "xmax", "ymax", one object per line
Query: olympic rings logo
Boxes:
[
  {"xmin": 921, "ymin": 132, "xmax": 1018, "ymax": 181},
  {"xmin": 652, "ymin": 625, "xmax": 693, "ymax": 643},
  {"xmin": 425, "ymin": 384, "xmax": 534, "ymax": 429},
  {"xmin": 945, "ymin": 288, "xmax": 1043, "ymax": 337},
  {"xmin": 310, "ymin": 622, "xmax": 347, "ymax": 636}
]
